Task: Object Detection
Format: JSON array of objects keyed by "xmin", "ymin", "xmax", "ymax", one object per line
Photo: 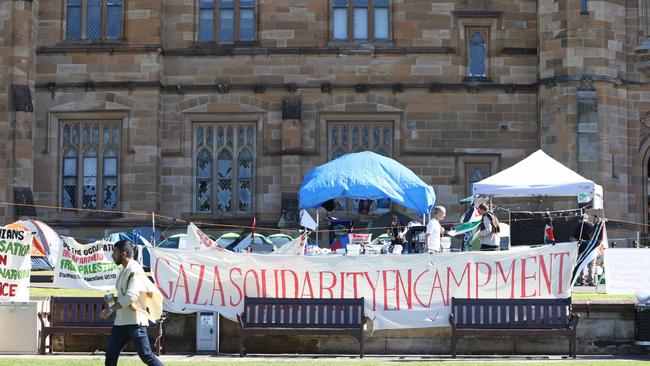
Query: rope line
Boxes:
[
  {"xmin": 0, "ymin": 201, "xmax": 420, "ymax": 233},
  {"xmin": 3, "ymin": 201, "xmax": 650, "ymax": 233}
]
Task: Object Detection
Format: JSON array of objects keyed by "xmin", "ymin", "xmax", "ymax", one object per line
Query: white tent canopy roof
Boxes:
[{"xmin": 472, "ymin": 150, "xmax": 603, "ymax": 201}]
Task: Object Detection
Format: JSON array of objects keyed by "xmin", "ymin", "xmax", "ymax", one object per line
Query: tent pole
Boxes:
[
  {"xmin": 316, "ymin": 209, "xmax": 319, "ymax": 247},
  {"xmin": 151, "ymin": 212, "xmax": 156, "ymax": 247},
  {"xmin": 508, "ymin": 208, "xmax": 511, "ymax": 249}
]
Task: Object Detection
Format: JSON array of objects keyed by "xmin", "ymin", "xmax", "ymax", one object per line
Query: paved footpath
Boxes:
[{"xmin": 1, "ymin": 354, "xmax": 650, "ymax": 363}]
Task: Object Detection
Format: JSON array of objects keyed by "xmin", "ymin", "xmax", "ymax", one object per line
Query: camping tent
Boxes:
[
  {"xmin": 107, "ymin": 231, "xmax": 152, "ymax": 269},
  {"xmin": 298, "ymin": 151, "xmax": 436, "ymax": 215},
  {"xmin": 472, "ymin": 150, "xmax": 603, "ymax": 208},
  {"xmin": 7, "ymin": 220, "xmax": 62, "ymax": 270}
]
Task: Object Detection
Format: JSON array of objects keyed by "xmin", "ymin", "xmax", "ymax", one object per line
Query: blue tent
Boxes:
[
  {"xmin": 298, "ymin": 151, "xmax": 436, "ymax": 215},
  {"xmin": 107, "ymin": 231, "xmax": 152, "ymax": 269}
]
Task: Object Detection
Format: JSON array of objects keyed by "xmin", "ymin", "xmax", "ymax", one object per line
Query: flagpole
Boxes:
[
  {"xmin": 316, "ymin": 207, "xmax": 320, "ymax": 247},
  {"xmin": 508, "ymin": 209, "xmax": 511, "ymax": 249}
]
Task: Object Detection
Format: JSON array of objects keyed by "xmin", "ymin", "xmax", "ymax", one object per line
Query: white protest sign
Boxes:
[
  {"xmin": 150, "ymin": 242, "xmax": 577, "ymax": 330},
  {"xmin": 54, "ymin": 237, "xmax": 121, "ymax": 291},
  {"xmin": 605, "ymin": 248, "xmax": 650, "ymax": 295},
  {"xmin": 0, "ymin": 227, "xmax": 33, "ymax": 301}
]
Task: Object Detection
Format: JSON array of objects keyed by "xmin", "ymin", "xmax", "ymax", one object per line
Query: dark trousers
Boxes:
[{"xmin": 105, "ymin": 324, "xmax": 163, "ymax": 366}]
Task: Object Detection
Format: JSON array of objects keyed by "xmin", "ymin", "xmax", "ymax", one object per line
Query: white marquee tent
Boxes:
[{"xmin": 472, "ymin": 150, "xmax": 603, "ymax": 209}]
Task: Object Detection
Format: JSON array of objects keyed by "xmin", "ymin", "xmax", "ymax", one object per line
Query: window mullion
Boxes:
[
  {"xmin": 212, "ymin": 124, "xmax": 217, "ymax": 215},
  {"xmin": 81, "ymin": 0, "xmax": 87, "ymax": 39},
  {"xmin": 214, "ymin": 4, "xmax": 219, "ymax": 42},
  {"xmin": 101, "ymin": 0, "xmax": 107, "ymax": 39},
  {"xmin": 348, "ymin": 4, "xmax": 353, "ymax": 41},
  {"xmin": 76, "ymin": 127, "xmax": 83, "ymax": 208},
  {"xmin": 232, "ymin": 123, "xmax": 237, "ymax": 213},
  {"xmin": 234, "ymin": 0, "xmax": 240, "ymax": 42},
  {"xmin": 98, "ymin": 124, "xmax": 104, "ymax": 209},
  {"xmin": 368, "ymin": 1, "xmax": 374, "ymax": 40}
]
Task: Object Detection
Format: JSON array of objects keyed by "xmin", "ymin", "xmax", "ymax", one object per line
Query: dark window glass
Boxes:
[
  {"xmin": 333, "ymin": 0, "xmax": 349, "ymax": 40},
  {"xmin": 106, "ymin": 0, "xmax": 123, "ymax": 39},
  {"xmin": 469, "ymin": 31, "xmax": 487, "ymax": 77},
  {"xmin": 219, "ymin": 0, "xmax": 235, "ymax": 42},
  {"xmin": 239, "ymin": 0, "xmax": 255, "ymax": 41},
  {"xmin": 199, "ymin": 0, "xmax": 215, "ymax": 42},
  {"xmin": 86, "ymin": 0, "xmax": 103, "ymax": 39},
  {"xmin": 66, "ymin": 0, "xmax": 83, "ymax": 40},
  {"xmin": 66, "ymin": 0, "xmax": 123, "ymax": 40}
]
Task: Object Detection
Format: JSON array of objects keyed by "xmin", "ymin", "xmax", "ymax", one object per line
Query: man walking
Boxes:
[{"xmin": 100, "ymin": 240, "xmax": 164, "ymax": 366}]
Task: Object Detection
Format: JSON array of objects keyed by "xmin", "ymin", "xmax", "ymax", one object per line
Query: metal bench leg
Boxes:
[
  {"xmin": 359, "ymin": 331, "xmax": 364, "ymax": 358},
  {"xmin": 239, "ymin": 336, "xmax": 245, "ymax": 357},
  {"xmin": 451, "ymin": 334, "xmax": 457, "ymax": 358}
]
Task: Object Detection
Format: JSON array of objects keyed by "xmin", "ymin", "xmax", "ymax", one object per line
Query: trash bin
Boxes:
[
  {"xmin": 635, "ymin": 304, "xmax": 650, "ymax": 345},
  {"xmin": 0, "ymin": 301, "xmax": 41, "ymax": 354}
]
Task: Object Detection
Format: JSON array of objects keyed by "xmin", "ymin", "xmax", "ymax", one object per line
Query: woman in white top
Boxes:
[
  {"xmin": 477, "ymin": 203, "xmax": 500, "ymax": 251},
  {"xmin": 425, "ymin": 206, "xmax": 446, "ymax": 253}
]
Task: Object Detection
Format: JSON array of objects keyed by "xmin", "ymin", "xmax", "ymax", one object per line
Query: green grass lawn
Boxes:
[
  {"xmin": 0, "ymin": 359, "xmax": 650, "ymax": 366},
  {"xmin": 30, "ymin": 287, "xmax": 104, "ymax": 298},
  {"xmin": 572, "ymin": 293, "xmax": 635, "ymax": 301}
]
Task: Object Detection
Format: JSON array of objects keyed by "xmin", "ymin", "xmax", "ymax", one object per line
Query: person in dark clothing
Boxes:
[
  {"xmin": 388, "ymin": 215, "xmax": 405, "ymax": 245},
  {"xmin": 571, "ymin": 214, "xmax": 595, "ymax": 254},
  {"xmin": 570, "ymin": 214, "xmax": 596, "ymax": 286}
]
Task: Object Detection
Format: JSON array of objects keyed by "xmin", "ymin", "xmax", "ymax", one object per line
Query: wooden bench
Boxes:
[
  {"xmin": 38, "ymin": 296, "xmax": 165, "ymax": 355},
  {"xmin": 238, "ymin": 297, "xmax": 367, "ymax": 357},
  {"xmin": 449, "ymin": 297, "xmax": 579, "ymax": 358}
]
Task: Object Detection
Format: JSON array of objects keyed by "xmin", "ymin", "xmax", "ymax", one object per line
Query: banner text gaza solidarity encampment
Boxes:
[{"xmin": 150, "ymin": 242, "xmax": 577, "ymax": 329}]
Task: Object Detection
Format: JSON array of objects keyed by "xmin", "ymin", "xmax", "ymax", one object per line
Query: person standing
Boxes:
[
  {"xmin": 388, "ymin": 215, "xmax": 405, "ymax": 245},
  {"xmin": 100, "ymin": 240, "xmax": 164, "ymax": 366},
  {"xmin": 570, "ymin": 214, "xmax": 596, "ymax": 286},
  {"xmin": 425, "ymin": 206, "xmax": 446, "ymax": 253},
  {"xmin": 477, "ymin": 203, "xmax": 500, "ymax": 251}
]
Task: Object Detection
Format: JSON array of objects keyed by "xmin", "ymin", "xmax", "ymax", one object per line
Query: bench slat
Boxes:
[
  {"xmin": 242, "ymin": 297, "xmax": 364, "ymax": 329},
  {"xmin": 451, "ymin": 297, "xmax": 573, "ymax": 329}
]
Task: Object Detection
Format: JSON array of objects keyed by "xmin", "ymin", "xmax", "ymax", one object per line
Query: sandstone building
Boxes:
[{"xmin": 1, "ymin": 0, "xmax": 648, "ymax": 242}]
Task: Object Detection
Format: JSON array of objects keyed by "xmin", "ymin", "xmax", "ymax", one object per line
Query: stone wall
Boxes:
[
  {"xmin": 54, "ymin": 300, "xmax": 647, "ymax": 355},
  {"xmin": 0, "ymin": 0, "xmax": 642, "ymax": 240}
]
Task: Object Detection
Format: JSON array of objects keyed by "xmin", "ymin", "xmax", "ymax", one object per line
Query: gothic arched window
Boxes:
[
  {"xmin": 61, "ymin": 121, "xmax": 120, "ymax": 210},
  {"xmin": 194, "ymin": 123, "xmax": 256, "ymax": 214}
]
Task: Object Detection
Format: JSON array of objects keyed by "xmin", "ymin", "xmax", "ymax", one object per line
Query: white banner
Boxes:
[
  {"xmin": 605, "ymin": 248, "xmax": 650, "ymax": 295},
  {"xmin": 0, "ymin": 227, "xmax": 33, "ymax": 301},
  {"xmin": 150, "ymin": 242, "xmax": 577, "ymax": 329},
  {"xmin": 54, "ymin": 237, "xmax": 122, "ymax": 291}
]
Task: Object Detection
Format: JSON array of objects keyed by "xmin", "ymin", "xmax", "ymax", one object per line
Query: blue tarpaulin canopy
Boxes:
[{"xmin": 298, "ymin": 151, "xmax": 436, "ymax": 215}]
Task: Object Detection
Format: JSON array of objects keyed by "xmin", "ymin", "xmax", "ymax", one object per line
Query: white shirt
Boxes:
[
  {"xmin": 426, "ymin": 218, "xmax": 442, "ymax": 253},
  {"xmin": 114, "ymin": 259, "xmax": 161, "ymax": 326},
  {"xmin": 479, "ymin": 215, "xmax": 500, "ymax": 247}
]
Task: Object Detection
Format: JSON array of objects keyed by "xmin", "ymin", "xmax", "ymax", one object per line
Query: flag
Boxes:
[
  {"xmin": 544, "ymin": 223, "xmax": 555, "ymax": 244},
  {"xmin": 235, "ymin": 218, "xmax": 257, "ymax": 252},
  {"xmin": 572, "ymin": 219, "xmax": 606, "ymax": 285},
  {"xmin": 300, "ymin": 209, "xmax": 317, "ymax": 231},
  {"xmin": 272, "ymin": 233, "xmax": 308, "ymax": 255},
  {"xmin": 446, "ymin": 219, "xmax": 481, "ymax": 237},
  {"xmin": 187, "ymin": 222, "xmax": 226, "ymax": 252}
]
